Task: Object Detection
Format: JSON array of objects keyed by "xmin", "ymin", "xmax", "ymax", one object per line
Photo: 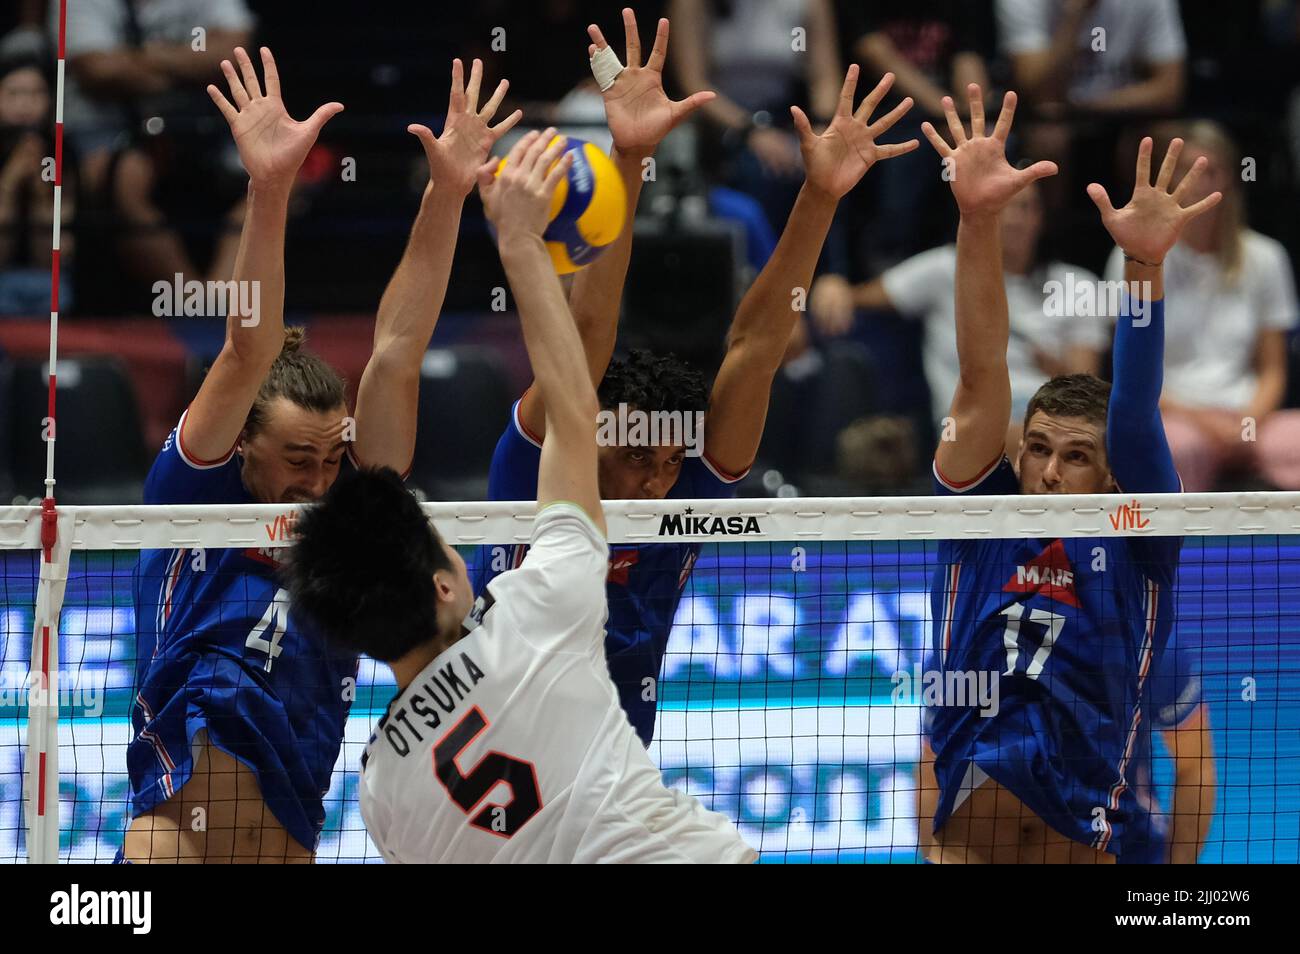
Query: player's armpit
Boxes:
[{"xmin": 183, "ymin": 341, "xmax": 277, "ymax": 465}]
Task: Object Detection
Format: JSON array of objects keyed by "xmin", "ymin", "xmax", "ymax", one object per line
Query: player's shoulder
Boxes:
[
  {"xmin": 932, "ymin": 455, "xmax": 1018, "ymax": 496},
  {"xmin": 144, "ymin": 408, "xmax": 247, "ymax": 504},
  {"xmin": 676, "ymin": 453, "xmax": 746, "ymax": 498},
  {"xmin": 488, "ymin": 399, "xmax": 543, "ymax": 501}
]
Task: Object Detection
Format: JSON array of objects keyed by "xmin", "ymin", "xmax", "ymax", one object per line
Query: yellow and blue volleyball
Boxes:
[{"xmin": 496, "ymin": 136, "xmax": 627, "ymax": 274}]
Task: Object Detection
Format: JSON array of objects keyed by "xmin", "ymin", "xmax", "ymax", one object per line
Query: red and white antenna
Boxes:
[{"xmin": 25, "ymin": 0, "xmax": 70, "ymax": 865}]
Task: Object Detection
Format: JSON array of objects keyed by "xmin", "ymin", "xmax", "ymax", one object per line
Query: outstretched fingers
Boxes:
[
  {"xmin": 991, "ymin": 90, "xmax": 1018, "ymax": 142},
  {"xmin": 646, "ymin": 17, "xmax": 670, "ymax": 72},
  {"xmin": 480, "ymin": 78, "xmax": 509, "ymax": 122},
  {"xmin": 867, "ymin": 96, "xmax": 913, "ymax": 138},
  {"xmin": 304, "ymin": 102, "xmax": 344, "ymax": 136},
  {"xmin": 1182, "ymin": 189, "xmax": 1224, "ymax": 220},
  {"xmin": 207, "ymin": 84, "xmax": 238, "ymax": 125},
  {"xmin": 919, "ymin": 121, "xmax": 952, "ymax": 157},
  {"xmin": 1155, "ymin": 137, "xmax": 1183, "ymax": 192},
  {"xmin": 875, "ymin": 138, "xmax": 921, "ymax": 161},
  {"xmin": 967, "ymin": 84, "xmax": 985, "ymax": 138},
  {"xmin": 622, "ymin": 7, "xmax": 642, "ymax": 67},
  {"xmin": 220, "ymin": 59, "xmax": 249, "ymax": 109},
  {"xmin": 1134, "ymin": 136, "xmax": 1153, "ymax": 187},
  {"xmin": 529, "ymin": 133, "xmax": 567, "ymax": 187},
  {"xmin": 853, "ymin": 70, "xmax": 894, "ymax": 124},
  {"xmin": 465, "ymin": 58, "xmax": 484, "ymax": 114},
  {"xmin": 448, "ymin": 59, "xmax": 466, "ymax": 114},
  {"xmin": 1016, "ymin": 159, "xmax": 1058, "ymax": 186},
  {"xmin": 941, "ymin": 95, "xmax": 966, "ymax": 147},
  {"xmin": 1086, "ymin": 182, "xmax": 1116, "ymax": 218},
  {"xmin": 259, "ymin": 47, "xmax": 281, "ymax": 100},
  {"xmin": 836, "ymin": 64, "xmax": 860, "ymax": 117},
  {"xmin": 233, "ymin": 47, "xmax": 262, "ymax": 100},
  {"xmin": 1171, "ymin": 153, "xmax": 1208, "ymax": 203}
]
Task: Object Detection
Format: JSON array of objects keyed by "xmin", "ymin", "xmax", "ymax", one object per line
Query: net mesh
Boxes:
[{"xmin": 1, "ymin": 496, "xmax": 1298, "ymax": 863}]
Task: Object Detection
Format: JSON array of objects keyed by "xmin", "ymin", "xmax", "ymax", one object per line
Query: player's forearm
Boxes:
[
  {"xmin": 371, "ymin": 183, "xmax": 465, "ymax": 365},
  {"xmin": 726, "ymin": 183, "xmax": 836, "ymax": 362},
  {"xmin": 953, "ymin": 214, "xmax": 1010, "ymax": 387},
  {"xmin": 500, "ymin": 233, "xmax": 597, "ymax": 432},
  {"xmin": 1169, "ymin": 766, "xmax": 1215, "ymax": 864},
  {"xmin": 225, "ymin": 181, "xmax": 291, "ymax": 366},
  {"xmin": 567, "ymin": 149, "xmax": 646, "ymax": 383}
]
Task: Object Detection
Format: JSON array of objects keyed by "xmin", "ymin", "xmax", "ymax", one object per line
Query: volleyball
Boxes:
[{"xmin": 495, "ymin": 135, "xmax": 627, "ymax": 274}]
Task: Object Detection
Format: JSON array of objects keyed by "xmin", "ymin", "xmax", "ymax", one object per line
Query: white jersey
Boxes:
[{"xmin": 359, "ymin": 502, "xmax": 757, "ymax": 864}]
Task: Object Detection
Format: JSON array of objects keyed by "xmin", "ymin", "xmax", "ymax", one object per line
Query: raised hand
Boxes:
[
  {"xmin": 920, "ymin": 84, "xmax": 1056, "ymax": 218},
  {"xmin": 409, "ymin": 58, "xmax": 523, "ymax": 197},
  {"xmin": 476, "ymin": 129, "xmax": 571, "ymax": 243},
  {"xmin": 792, "ymin": 66, "xmax": 919, "ymax": 201},
  {"xmin": 207, "ymin": 47, "xmax": 343, "ymax": 191},
  {"xmin": 588, "ymin": 8, "xmax": 715, "ymax": 157},
  {"xmin": 1086, "ymin": 137, "xmax": 1222, "ymax": 265}
]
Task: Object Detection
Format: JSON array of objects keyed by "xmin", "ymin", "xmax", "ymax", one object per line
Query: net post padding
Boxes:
[
  {"xmin": 0, "ymin": 491, "xmax": 1295, "ymax": 552},
  {"xmin": 23, "ymin": 509, "xmax": 73, "ymax": 864}
]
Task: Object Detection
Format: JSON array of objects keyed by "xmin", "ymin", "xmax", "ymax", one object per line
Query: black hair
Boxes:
[
  {"xmin": 286, "ymin": 467, "xmax": 455, "ymax": 662},
  {"xmin": 597, "ymin": 349, "xmax": 709, "ymax": 415}
]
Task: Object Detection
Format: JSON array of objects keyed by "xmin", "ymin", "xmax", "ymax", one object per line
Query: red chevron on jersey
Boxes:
[
  {"xmin": 608, "ymin": 549, "xmax": 640, "ymax": 586},
  {"xmin": 1003, "ymin": 538, "xmax": 1081, "ymax": 607}
]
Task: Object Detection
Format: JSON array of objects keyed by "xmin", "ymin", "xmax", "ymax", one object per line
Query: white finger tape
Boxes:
[{"xmin": 590, "ymin": 45, "xmax": 625, "ymax": 92}]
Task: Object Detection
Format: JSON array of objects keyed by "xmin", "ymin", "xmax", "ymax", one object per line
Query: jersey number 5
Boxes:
[{"xmin": 434, "ymin": 707, "xmax": 542, "ymax": 838}]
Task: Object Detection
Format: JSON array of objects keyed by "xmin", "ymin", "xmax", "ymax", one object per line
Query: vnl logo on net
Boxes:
[{"xmin": 50, "ymin": 885, "xmax": 151, "ymax": 934}]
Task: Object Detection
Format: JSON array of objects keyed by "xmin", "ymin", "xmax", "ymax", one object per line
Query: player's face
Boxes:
[
  {"xmin": 597, "ymin": 442, "xmax": 686, "ymax": 499},
  {"xmin": 239, "ymin": 398, "xmax": 348, "ymax": 504},
  {"xmin": 1016, "ymin": 412, "xmax": 1115, "ymax": 495}
]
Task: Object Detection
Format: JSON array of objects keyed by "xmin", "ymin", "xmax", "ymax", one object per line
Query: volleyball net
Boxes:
[{"xmin": 1, "ymin": 492, "xmax": 1297, "ymax": 863}]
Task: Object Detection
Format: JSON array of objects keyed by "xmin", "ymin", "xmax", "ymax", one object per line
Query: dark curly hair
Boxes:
[
  {"xmin": 285, "ymin": 467, "xmax": 454, "ymax": 662},
  {"xmin": 597, "ymin": 349, "xmax": 709, "ymax": 414}
]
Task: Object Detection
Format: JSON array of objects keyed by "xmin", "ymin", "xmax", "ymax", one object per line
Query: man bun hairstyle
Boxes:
[
  {"xmin": 598, "ymin": 349, "xmax": 709, "ymax": 414},
  {"xmin": 1024, "ymin": 373, "xmax": 1111, "ymax": 431},
  {"xmin": 244, "ymin": 326, "xmax": 348, "ymax": 436},
  {"xmin": 286, "ymin": 467, "xmax": 455, "ymax": 662}
]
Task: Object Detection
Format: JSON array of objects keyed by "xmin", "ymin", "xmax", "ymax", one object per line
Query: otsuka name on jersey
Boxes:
[{"xmin": 380, "ymin": 651, "xmax": 486, "ymax": 757}]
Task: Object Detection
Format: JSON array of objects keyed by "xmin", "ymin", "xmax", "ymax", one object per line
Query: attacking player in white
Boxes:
[{"xmin": 285, "ymin": 129, "xmax": 757, "ymax": 863}]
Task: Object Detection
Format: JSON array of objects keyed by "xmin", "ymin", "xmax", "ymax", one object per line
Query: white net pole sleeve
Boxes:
[{"xmin": 24, "ymin": 511, "xmax": 73, "ymax": 864}]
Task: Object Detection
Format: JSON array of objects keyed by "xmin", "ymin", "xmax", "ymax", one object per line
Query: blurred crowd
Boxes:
[{"xmin": 2, "ymin": 0, "xmax": 1299, "ymax": 499}]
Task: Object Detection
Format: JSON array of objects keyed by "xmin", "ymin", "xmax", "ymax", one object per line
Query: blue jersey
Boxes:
[
  {"xmin": 926, "ymin": 457, "xmax": 1181, "ymax": 855},
  {"xmin": 478, "ymin": 400, "xmax": 744, "ymax": 744},
  {"xmin": 1119, "ymin": 635, "xmax": 1202, "ymax": 863},
  {"xmin": 129, "ymin": 409, "xmax": 357, "ymax": 851}
]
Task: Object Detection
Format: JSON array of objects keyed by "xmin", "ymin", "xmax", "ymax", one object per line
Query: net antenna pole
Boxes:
[{"xmin": 23, "ymin": 0, "xmax": 70, "ymax": 865}]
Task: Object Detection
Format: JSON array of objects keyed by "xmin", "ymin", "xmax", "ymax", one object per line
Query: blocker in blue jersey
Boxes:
[
  {"xmin": 477, "ymin": 8, "xmax": 922, "ymax": 745},
  {"xmin": 122, "ymin": 50, "xmax": 520, "ymax": 861},
  {"xmin": 918, "ymin": 84, "xmax": 1223, "ymax": 863}
]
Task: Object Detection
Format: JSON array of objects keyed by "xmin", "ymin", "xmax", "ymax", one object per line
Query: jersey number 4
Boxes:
[
  {"xmin": 245, "ymin": 588, "xmax": 288, "ymax": 673},
  {"xmin": 434, "ymin": 707, "xmax": 542, "ymax": 838}
]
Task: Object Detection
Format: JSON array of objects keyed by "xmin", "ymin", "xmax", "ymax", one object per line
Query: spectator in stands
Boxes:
[
  {"xmin": 0, "ymin": 52, "xmax": 73, "ymax": 315},
  {"xmin": 1103, "ymin": 122, "xmax": 1300, "ymax": 491},
  {"xmin": 811, "ymin": 179, "xmax": 1106, "ymax": 454},
  {"xmin": 0, "ymin": 1, "xmax": 48, "ymax": 59},
  {"xmin": 837, "ymin": 0, "xmax": 995, "ymax": 274},
  {"xmin": 998, "ymin": 0, "xmax": 1187, "ymax": 264},
  {"xmin": 668, "ymin": 0, "xmax": 843, "ymax": 235},
  {"xmin": 55, "ymin": 0, "xmax": 252, "ymax": 308}
]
